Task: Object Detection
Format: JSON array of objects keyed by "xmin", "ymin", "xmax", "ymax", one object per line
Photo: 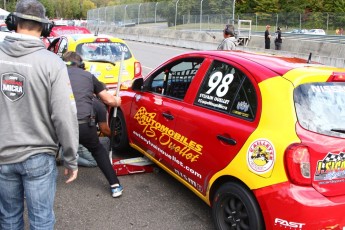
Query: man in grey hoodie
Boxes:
[
  {"xmin": 217, "ymin": 25, "xmax": 238, "ymax": 50},
  {"xmin": 0, "ymin": 0, "xmax": 79, "ymax": 229}
]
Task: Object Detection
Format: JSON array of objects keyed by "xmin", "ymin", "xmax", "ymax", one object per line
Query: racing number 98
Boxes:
[{"xmin": 206, "ymin": 71, "xmax": 234, "ymax": 98}]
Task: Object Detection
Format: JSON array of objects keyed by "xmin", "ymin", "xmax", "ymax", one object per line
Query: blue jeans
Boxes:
[
  {"xmin": 77, "ymin": 145, "xmax": 97, "ymax": 167},
  {"xmin": 0, "ymin": 153, "xmax": 57, "ymax": 230},
  {"xmin": 60, "ymin": 137, "xmax": 110, "ymax": 167}
]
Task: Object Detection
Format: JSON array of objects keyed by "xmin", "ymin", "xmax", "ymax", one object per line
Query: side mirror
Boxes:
[{"xmin": 132, "ymin": 78, "xmax": 144, "ymax": 91}]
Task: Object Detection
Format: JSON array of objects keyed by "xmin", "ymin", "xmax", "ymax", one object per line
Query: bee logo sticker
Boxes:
[{"xmin": 247, "ymin": 139, "xmax": 275, "ymax": 174}]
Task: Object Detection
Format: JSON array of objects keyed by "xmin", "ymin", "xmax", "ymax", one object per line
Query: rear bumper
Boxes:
[{"xmin": 254, "ymin": 182, "xmax": 345, "ymax": 230}]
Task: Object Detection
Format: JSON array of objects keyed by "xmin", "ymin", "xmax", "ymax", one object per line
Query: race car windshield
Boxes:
[
  {"xmin": 76, "ymin": 42, "xmax": 132, "ymax": 63},
  {"xmin": 294, "ymin": 82, "xmax": 345, "ymax": 137}
]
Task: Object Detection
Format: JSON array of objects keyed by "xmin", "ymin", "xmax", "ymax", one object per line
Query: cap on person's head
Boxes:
[
  {"xmin": 277, "ymin": 26, "xmax": 281, "ymax": 30},
  {"xmin": 15, "ymin": 0, "xmax": 46, "ymax": 20}
]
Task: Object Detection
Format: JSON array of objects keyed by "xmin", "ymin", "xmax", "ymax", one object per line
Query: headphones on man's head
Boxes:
[{"xmin": 5, "ymin": 12, "xmax": 54, "ymax": 37}]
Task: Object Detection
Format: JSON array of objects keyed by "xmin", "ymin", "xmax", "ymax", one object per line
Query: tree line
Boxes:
[{"xmin": 1, "ymin": 0, "xmax": 345, "ymax": 20}]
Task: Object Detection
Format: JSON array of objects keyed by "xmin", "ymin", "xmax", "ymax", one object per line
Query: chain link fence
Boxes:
[{"xmin": 87, "ymin": 1, "xmax": 345, "ymax": 35}]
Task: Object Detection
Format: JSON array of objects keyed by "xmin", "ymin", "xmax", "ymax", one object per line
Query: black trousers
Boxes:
[
  {"xmin": 79, "ymin": 123, "xmax": 119, "ymax": 185},
  {"xmin": 265, "ymin": 40, "xmax": 270, "ymax": 49}
]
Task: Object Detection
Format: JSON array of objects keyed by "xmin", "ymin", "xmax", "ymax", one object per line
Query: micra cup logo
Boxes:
[
  {"xmin": 1, "ymin": 73, "xmax": 25, "ymax": 102},
  {"xmin": 275, "ymin": 218, "xmax": 305, "ymax": 229},
  {"xmin": 247, "ymin": 139, "xmax": 275, "ymax": 174}
]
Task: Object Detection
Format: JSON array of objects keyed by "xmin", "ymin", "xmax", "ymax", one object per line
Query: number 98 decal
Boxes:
[
  {"xmin": 206, "ymin": 71, "xmax": 234, "ymax": 98},
  {"xmin": 195, "ymin": 71, "xmax": 234, "ymax": 112}
]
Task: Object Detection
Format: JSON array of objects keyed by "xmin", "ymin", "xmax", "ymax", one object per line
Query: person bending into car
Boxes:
[
  {"xmin": 62, "ymin": 51, "xmax": 123, "ymax": 198},
  {"xmin": 0, "ymin": 0, "xmax": 79, "ymax": 229}
]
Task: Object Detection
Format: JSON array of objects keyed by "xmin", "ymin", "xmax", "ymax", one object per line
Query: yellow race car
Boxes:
[{"xmin": 48, "ymin": 33, "xmax": 141, "ymax": 89}]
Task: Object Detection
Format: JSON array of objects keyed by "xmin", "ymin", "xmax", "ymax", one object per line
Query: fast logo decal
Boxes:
[
  {"xmin": 315, "ymin": 152, "xmax": 345, "ymax": 181},
  {"xmin": 274, "ymin": 218, "xmax": 305, "ymax": 229},
  {"xmin": 134, "ymin": 106, "xmax": 203, "ymax": 163},
  {"xmin": 1, "ymin": 73, "xmax": 25, "ymax": 102},
  {"xmin": 246, "ymin": 139, "xmax": 275, "ymax": 174}
]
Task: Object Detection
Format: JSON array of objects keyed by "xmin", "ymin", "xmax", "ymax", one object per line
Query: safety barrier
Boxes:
[{"xmin": 90, "ymin": 25, "xmax": 345, "ymax": 68}]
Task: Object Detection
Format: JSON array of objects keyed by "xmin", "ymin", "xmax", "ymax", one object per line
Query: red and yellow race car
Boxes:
[{"xmin": 112, "ymin": 50, "xmax": 345, "ymax": 229}]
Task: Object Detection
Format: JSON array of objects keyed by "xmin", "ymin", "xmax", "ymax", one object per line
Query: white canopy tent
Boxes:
[{"xmin": 0, "ymin": 8, "xmax": 9, "ymax": 21}]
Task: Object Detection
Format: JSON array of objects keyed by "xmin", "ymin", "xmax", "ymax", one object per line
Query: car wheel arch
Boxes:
[{"xmin": 210, "ymin": 177, "xmax": 265, "ymax": 230}]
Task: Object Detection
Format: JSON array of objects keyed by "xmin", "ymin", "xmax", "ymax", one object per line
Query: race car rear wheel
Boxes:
[
  {"xmin": 110, "ymin": 109, "xmax": 129, "ymax": 152},
  {"xmin": 212, "ymin": 182, "xmax": 264, "ymax": 230}
]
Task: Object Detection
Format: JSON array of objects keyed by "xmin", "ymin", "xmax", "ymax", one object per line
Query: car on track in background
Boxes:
[
  {"xmin": 48, "ymin": 34, "xmax": 141, "ymax": 88},
  {"xmin": 287, "ymin": 29, "xmax": 308, "ymax": 34},
  {"xmin": 111, "ymin": 50, "xmax": 345, "ymax": 229},
  {"xmin": 306, "ymin": 29, "xmax": 326, "ymax": 35}
]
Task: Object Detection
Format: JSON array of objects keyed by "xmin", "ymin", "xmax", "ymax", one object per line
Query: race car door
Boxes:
[
  {"xmin": 129, "ymin": 57, "xmax": 205, "ymax": 171},
  {"xmin": 171, "ymin": 59, "xmax": 260, "ymax": 195}
]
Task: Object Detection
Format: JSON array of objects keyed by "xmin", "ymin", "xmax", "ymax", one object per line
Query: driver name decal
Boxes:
[
  {"xmin": 1, "ymin": 73, "xmax": 25, "ymax": 102},
  {"xmin": 134, "ymin": 106, "xmax": 203, "ymax": 163},
  {"xmin": 247, "ymin": 139, "xmax": 275, "ymax": 174}
]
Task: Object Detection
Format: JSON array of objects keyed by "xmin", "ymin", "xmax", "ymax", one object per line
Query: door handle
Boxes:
[
  {"xmin": 162, "ymin": 113, "xmax": 174, "ymax": 120},
  {"xmin": 217, "ymin": 135, "xmax": 236, "ymax": 145}
]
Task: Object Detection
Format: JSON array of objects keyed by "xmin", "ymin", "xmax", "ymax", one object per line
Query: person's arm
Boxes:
[
  {"xmin": 98, "ymin": 89, "xmax": 121, "ymax": 107},
  {"xmin": 50, "ymin": 63, "xmax": 78, "ymax": 183},
  {"xmin": 92, "ymin": 75, "xmax": 121, "ymax": 107},
  {"xmin": 93, "ymin": 98, "xmax": 113, "ymax": 137},
  {"xmin": 98, "ymin": 122, "xmax": 112, "ymax": 137}
]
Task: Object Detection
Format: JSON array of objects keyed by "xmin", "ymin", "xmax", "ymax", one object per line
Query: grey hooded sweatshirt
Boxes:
[{"xmin": 0, "ymin": 34, "xmax": 78, "ymax": 170}]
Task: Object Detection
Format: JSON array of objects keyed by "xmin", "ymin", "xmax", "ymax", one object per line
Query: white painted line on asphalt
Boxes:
[
  {"xmin": 126, "ymin": 40, "xmax": 190, "ymax": 52},
  {"xmin": 142, "ymin": 65, "xmax": 154, "ymax": 71}
]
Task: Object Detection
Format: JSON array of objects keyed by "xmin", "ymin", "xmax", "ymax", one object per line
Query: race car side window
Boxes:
[
  {"xmin": 194, "ymin": 60, "xmax": 257, "ymax": 120},
  {"xmin": 147, "ymin": 58, "xmax": 204, "ymax": 100}
]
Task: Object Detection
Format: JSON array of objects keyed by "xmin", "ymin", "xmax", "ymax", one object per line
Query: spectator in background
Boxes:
[
  {"xmin": 217, "ymin": 24, "xmax": 238, "ymax": 50},
  {"xmin": 274, "ymin": 27, "xmax": 283, "ymax": 50},
  {"xmin": 265, "ymin": 25, "xmax": 271, "ymax": 49}
]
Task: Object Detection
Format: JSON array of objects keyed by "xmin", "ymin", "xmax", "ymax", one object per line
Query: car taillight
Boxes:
[
  {"xmin": 284, "ymin": 144, "xmax": 311, "ymax": 186},
  {"xmin": 134, "ymin": 62, "xmax": 142, "ymax": 78},
  {"xmin": 328, "ymin": 72, "xmax": 345, "ymax": 82}
]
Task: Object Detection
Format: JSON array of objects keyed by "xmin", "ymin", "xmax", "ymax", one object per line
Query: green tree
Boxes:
[
  {"xmin": 254, "ymin": 0, "xmax": 280, "ymax": 13},
  {"xmin": 82, "ymin": 0, "xmax": 96, "ymax": 18}
]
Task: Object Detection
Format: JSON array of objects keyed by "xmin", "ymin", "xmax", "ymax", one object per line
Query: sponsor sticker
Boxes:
[
  {"xmin": 247, "ymin": 139, "xmax": 275, "ymax": 174},
  {"xmin": 1, "ymin": 73, "xmax": 25, "ymax": 102},
  {"xmin": 314, "ymin": 152, "xmax": 345, "ymax": 182}
]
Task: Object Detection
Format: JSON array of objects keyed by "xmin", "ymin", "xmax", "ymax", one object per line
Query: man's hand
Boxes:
[
  {"xmin": 114, "ymin": 96, "xmax": 121, "ymax": 107},
  {"xmin": 64, "ymin": 168, "xmax": 78, "ymax": 183}
]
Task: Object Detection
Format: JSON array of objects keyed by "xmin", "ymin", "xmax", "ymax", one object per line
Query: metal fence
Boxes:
[{"xmin": 87, "ymin": 1, "xmax": 345, "ymax": 34}]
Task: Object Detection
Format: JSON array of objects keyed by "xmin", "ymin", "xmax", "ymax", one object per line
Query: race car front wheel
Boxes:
[
  {"xmin": 110, "ymin": 109, "xmax": 129, "ymax": 152},
  {"xmin": 212, "ymin": 182, "xmax": 264, "ymax": 230}
]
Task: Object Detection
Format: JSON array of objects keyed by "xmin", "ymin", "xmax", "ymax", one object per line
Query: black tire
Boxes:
[
  {"xmin": 212, "ymin": 182, "xmax": 265, "ymax": 230},
  {"xmin": 110, "ymin": 109, "xmax": 129, "ymax": 152}
]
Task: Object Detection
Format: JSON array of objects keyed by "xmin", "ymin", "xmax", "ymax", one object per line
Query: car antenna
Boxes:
[{"xmin": 307, "ymin": 52, "xmax": 312, "ymax": 64}]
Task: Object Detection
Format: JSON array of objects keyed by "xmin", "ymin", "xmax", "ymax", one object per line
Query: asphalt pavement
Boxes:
[{"xmin": 24, "ymin": 150, "xmax": 215, "ymax": 230}]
